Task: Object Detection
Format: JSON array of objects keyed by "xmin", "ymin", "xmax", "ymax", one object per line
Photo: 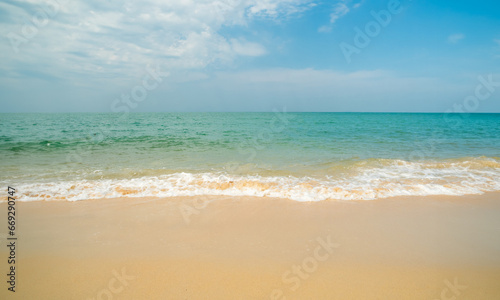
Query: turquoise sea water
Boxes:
[{"xmin": 1, "ymin": 113, "xmax": 499, "ymax": 201}]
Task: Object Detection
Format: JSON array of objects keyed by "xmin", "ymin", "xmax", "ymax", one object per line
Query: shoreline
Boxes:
[{"xmin": 1, "ymin": 193, "xmax": 500, "ymax": 299}]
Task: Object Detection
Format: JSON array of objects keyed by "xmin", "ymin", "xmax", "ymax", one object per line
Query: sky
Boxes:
[{"xmin": 0, "ymin": 0, "xmax": 499, "ymax": 112}]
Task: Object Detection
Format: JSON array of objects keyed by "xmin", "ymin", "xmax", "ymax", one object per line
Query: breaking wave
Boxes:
[{"xmin": 10, "ymin": 157, "xmax": 500, "ymax": 202}]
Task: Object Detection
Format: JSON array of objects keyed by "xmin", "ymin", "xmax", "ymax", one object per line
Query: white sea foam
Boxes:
[{"xmin": 9, "ymin": 158, "xmax": 500, "ymax": 202}]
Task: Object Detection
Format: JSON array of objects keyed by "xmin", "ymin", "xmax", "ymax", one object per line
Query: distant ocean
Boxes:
[{"xmin": 1, "ymin": 112, "xmax": 499, "ymax": 202}]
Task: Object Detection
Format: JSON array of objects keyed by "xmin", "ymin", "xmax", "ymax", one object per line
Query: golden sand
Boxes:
[{"xmin": 1, "ymin": 193, "xmax": 500, "ymax": 299}]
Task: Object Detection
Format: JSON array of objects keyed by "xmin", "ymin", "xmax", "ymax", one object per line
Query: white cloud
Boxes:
[
  {"xmin": 151, "ymin": 68, "xmax": 474, "ymax": 112},
  {"xmin": 352, "ymin": 0, "xmax": 365, "ymax": 9},
  {"xmin": 317, "ymin": 25, "xmax": 332, "ymax": 33},
  {"xmin": 318, "ymin": 1, "xmax": 350, "ymax": 33},
  {"xmin": 0, "ymin": 0, "xmax": 313, "ymax": 80},
  {"xmin": 230, "ymin": 39, "xmax": 267, "ymax": 56},
  {"xmin": 447, "ymin": 33, "xmax": 465, "ymax": 44},
  {"xmin": 218, "ymin": 68, "xmax": 391, "ymax": 83},
  {"xmin": 329, "ymin": 3, "xmax": 349, "ymax": 24}
]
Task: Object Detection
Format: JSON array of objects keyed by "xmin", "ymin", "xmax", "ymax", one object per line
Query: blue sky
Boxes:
[{"xmin": 0, "ymin": 0, "xmax": 499, "ymax": 112}]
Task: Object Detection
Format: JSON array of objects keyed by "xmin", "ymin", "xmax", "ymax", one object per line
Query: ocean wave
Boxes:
[{"xmin": 8, "ymin": 157, "xmax": 500, "ymax": 202}]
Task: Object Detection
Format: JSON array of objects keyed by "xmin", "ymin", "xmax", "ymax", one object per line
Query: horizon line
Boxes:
[{"xmin": 1, "ymin": 111, "xmax": 500, "ymax": 114}]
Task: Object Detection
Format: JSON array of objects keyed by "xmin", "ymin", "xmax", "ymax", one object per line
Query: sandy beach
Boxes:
[
  {"xmin": 2, "ymin": 0, "xmax": 500, "ymax": 297},
  {"xmin": 1, "ymin": 193, "xmax": 500, "ymax": 299}
]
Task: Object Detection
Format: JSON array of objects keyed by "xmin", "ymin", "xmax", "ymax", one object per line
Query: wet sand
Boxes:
[{"xmin": 1, "ymin": 193, "xmax": 500, "ymax": 299}]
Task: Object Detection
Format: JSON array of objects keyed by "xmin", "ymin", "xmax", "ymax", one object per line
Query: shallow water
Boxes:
[{"xmin": 1, "ymin": 112, "xmax": 499, "ymax": 201}]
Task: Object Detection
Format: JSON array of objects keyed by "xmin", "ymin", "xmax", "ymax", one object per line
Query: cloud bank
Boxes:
[{"xmin": 1, "ymin": 0, "xmax": 313, "ymax": 80}]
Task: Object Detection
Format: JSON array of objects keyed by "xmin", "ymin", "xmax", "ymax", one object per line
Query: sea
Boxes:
[{"xmin": 1, "ymin": 112, "xmax": 499, "ymax": 202}]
